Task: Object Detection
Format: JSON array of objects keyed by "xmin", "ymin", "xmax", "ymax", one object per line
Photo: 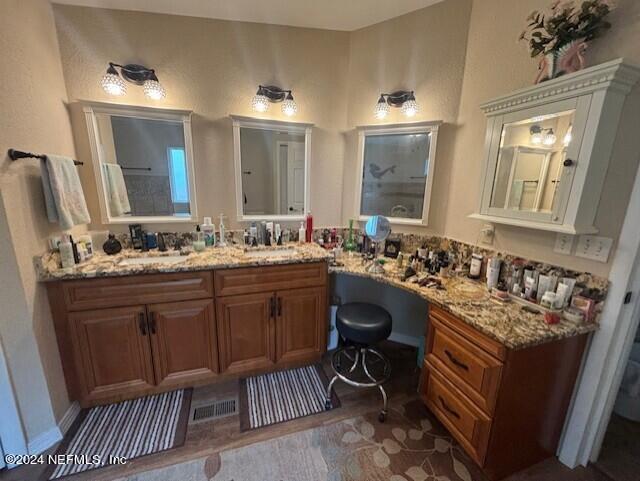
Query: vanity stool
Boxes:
[{"xmin": 325, "ymin": 302, "xmax": 392, "ymax": 422}]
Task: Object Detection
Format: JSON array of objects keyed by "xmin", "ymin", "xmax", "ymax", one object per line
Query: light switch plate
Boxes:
[
  {"xmin": 480, "ymin": 224, "xmax": 495, "ymax": 245},
  {"xmin": 575, "ymin": 235, "xmax": 613, "ymax": 263},
  {"xmin": 554, "ymin": 233, "xmax": 574, "ymax": 255}
]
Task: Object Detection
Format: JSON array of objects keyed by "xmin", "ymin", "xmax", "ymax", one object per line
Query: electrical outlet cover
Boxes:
[
  {"xmin": 554, "ymin": 233, "xmax": 574, "ymax": 255},
  {"xmin": 575, "ymin": 235, "xmax": 613, "ymax": 263}
]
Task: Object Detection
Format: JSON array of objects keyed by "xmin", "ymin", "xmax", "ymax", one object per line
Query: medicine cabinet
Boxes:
[
  {"xmin": 471, "ymin": 59, "xmax": 640, "ymax": 234},
  {"xmin": 231, "ymin": 115, "xmax": 312, "ymax": 222}
]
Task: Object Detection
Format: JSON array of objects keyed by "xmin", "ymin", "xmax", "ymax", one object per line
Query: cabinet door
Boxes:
[
  {"xmin": 69, "ymin": 305, "xmax": 155, "ymax": 402},
  {"xmin": 148, "ymin": 299, "xmax": 218, "ymax": 388},
  {"xmin": 276, "ymin": 286, "xmax": 326, "ymax": 363},
  {"xmin": 216, "ymin": 292, "xmax": 276, "ymax": 373}
]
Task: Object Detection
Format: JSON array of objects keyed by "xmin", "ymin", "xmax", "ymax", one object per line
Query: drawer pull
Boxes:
[
  {"xmin": 277, "ymin": 297, "xmax": 282, "ymax": 316},
  {"xmin": 444, "ymin": 349, "xmax": 469, "ymax": 371},
  {"xmin": 438, "ymin": 395, "xmax": 460, "ymax": 419},
  {"xmin": 138, "ymin": 312, "xmax": 147, "ymax": 336},
  {"xmin": 149, "ymin": 312, "xmax": 157, "ymax": 335},
  {"xmin": 270, "ymin": 296, "xmax": 276, "ymax": 318}
]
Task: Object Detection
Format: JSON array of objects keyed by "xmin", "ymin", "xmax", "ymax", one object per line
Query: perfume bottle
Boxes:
[{"xmin": 344, "ymin": 219, "xmax": 356, "ymax": 252}]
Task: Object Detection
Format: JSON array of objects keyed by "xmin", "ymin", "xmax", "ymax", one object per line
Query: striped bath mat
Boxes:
[
  {"xmin": 239, "ymin": 365, "xmax": 340, "ymax": 431},
  {"xmin": 46, "ymin": 389, "xmax": 192, "ymax": 479}
]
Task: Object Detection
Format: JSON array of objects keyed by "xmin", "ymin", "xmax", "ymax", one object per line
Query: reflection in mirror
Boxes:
[
  {"xmin": 360, "ymin": 132, "xmax": 432, "ymax": 220},
  {"xmin": 86, "ymin": 105, "xmax": 196, "ymax": 223},
  {"xmin": 233, "ymin": 117, "xmax": 311, "ymax": 220},
  {"xmin": 490, "ymin": 110, "xmax": 574, "ymax": 214}
]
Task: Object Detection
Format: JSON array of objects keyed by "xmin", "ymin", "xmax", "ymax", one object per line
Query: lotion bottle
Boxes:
[
  {"xmin": 202, "ymin": 217, "xmax": 216, "ymax": 247},
  {"xmin": 298, "ymin": 222, "xmax": 306, "ymax": 243},
  {"xmin": 59, "ymin": 235, "xmax": 76, "ymax": 268}
]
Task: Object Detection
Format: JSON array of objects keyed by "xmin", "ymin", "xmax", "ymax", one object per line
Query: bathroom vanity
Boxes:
[{"xmin": 46, "ymin": 259, "xmax": 328, "ymax": 407}]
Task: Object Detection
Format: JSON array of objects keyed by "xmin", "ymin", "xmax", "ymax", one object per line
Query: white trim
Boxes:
[
  {"xmin": 354, "ymin": 121, "xmax": 441, "ymax": 226},
  {"xmin": 558, "ymin": 163, "xmax": 640, "ymax": 467},
  {"xmin": 0, "ymin": 339, "xmax": 28, "ymax": 468},
  {"xmin": 231, "ymin": 116, "xmax": 312, "ymax": 222},
  {"xmin": 58, "ymin": 402, "xmax": 81, "ymax": 436},
  {"xmin": 27, "ymin": 426, "xmax": 62, "ymax": 456},
  {"xmin": 82, "ymin": 102, "xmax": 198, "ymax": 224},
  {"xmin": 388, "ymin": 332, "xmax": 421, "ymax": 347},
  {"xmin": 468, "ymin": 213, "xmax": 598, "ymax": 235}
]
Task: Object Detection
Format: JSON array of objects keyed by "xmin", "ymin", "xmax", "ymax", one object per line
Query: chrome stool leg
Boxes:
[{"xmin": 325, "ymin": 344, "xmax": 391, "ymax": 422}]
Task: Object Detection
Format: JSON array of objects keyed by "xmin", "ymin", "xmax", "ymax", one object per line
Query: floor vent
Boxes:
[{"xmin": 191, "ymin": 398, "xmax": 237, "ymax": 424}]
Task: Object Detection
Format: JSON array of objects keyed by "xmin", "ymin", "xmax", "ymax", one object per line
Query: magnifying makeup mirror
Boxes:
[{"xmin": 364, "ymin": 215, "xmax": 391, "ymax": 274}]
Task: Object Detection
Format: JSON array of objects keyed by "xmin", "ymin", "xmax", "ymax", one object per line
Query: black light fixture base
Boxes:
[
  {"xmin": 119, "ymin": 64, "xmax": 155, "ymax": 85},
  {"xmin": 385, "ymin": 90, "xmax": 414, "ymax": 107},
  {"xmin": 259, "ymin": 85, "xmax": 289, "ymax": 103}
]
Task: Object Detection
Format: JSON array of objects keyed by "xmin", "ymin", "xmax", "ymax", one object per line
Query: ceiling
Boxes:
[{"xmin": 51, "ymin": 0, "xmax": 444, "ymax": 31}]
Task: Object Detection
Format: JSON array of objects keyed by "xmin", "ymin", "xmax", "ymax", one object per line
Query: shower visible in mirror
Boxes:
[{"xmin": 364, "ymin": 215, "xmax": 391, "ymax": 275}]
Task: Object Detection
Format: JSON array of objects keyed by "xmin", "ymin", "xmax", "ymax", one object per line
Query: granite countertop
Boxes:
[
  {"xmin": 332, "ymin": 254, "xmax": 598, "ymax": 350},
  {"xmin": 36, "ymin": 244, "xmax": 598, "ymax": 350},
  {"xmin": 36, "ymin": 243, "xmax": 333, "ymax": 281}
]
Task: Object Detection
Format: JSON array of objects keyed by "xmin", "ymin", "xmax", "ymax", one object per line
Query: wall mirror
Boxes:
[
  {"xmin": 83, "ymin": 103, "xmax": 197, "ymax": 224},
  {"xmin": 232, "ymin": 115, "xmax": 312, "ymax": 221},
  {"xmin": 355, "ymin": 122, "xmax": 441, "ymax": 225}
]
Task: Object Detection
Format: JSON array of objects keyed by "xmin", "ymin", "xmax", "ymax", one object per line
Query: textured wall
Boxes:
[
  {"xmin": 0, "ymin": 0, "xmax": 77, "ymax": 442},
  {"xmin": 444, "ymin": 0, "xmax": 640, "ymax": 278},
  {"xmin": 53, "ymin": 5, "xmax": 351, "ymax": 231}
]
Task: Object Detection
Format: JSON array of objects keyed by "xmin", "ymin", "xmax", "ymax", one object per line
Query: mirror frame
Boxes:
[
  {"xmin": 83, "ymin": 102, "xmax": 198, "ymax": 224},
  {"xmin": 355, "ymin": 121, "xmax": 441, "ymax": 226},
  {"xmin": 231, "ymin": 115, "xmax": 313, "ymax": 222}
]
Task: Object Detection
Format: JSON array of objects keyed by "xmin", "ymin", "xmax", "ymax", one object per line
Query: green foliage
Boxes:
[{"xmin": 519, "ymin": 0, "xmax": 613, "ymax": 58}]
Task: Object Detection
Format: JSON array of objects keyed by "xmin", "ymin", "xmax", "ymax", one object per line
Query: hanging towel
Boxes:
[
  {"xmin": 101, "ymin": 163, "xmax": 131, "ymax": 217},
  {"xmin": 41, "ymin": 155, "xmax": 91, "ymax": 230}
]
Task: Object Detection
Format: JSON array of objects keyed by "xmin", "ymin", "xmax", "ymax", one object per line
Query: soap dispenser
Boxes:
[{"xmin": 218, "ymin": 214, "xmax": 227, "ymax": 247}]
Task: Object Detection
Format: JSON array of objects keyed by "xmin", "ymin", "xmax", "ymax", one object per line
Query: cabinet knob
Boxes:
[{"xmin": 563, "ymin": 158, "xmax": 574, "ymax": 167}]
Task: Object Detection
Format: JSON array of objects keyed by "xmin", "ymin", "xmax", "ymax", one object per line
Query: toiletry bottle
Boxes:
[
  {"xmin": 69, "ymin": 235, "xmax": 80, "ymax": 264},
  {"xmin": 298, "ymin": 222, "xmax": 306, "ymax": 243},
  {"xmin": 193, "ymin": 225, "xmax": 206, "ymax": 252},
  {"xmin": 486, "ymin": 257, "xmax": 502, "ymax": 290},
  {"xmin": 59, "ymin": 235, "xmax": 76, "ymax": 268},
  {"xmin": 250, "ymin": 222, "xmax": 258, "ymax": 245},
  {"xmin": 305, "ymin": 212, "xmax": 313, "ymax": 243},
  {"xmin": 344, "ymin": 219, "xmax": 356, "ymax": 252},
  {"xmin": 275, "ymin": 224, "xmax": 282, "ymax": 245},
  {"xmin": 469, "ymin": 253, "xmax": 482, "ymax": 279},
  {"xmin": 218, "ymin": 214, "xmax": 227, "ymax": 247},
  {"xmin": 202, "ymin": 217, "xmax": 216, "ymax": 247}
]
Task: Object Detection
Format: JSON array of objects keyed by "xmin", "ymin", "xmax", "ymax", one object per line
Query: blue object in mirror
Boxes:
[{"xmin": 365, "ymin": 215, "xmax": 391, "ymax": 243}]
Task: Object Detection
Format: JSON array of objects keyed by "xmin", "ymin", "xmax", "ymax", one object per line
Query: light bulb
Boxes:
[
  {"xmin": 374, "ymin": 97, "xmax": 389, "ymax": 120},
  {"xmin": 281, "ymin": 95, "xmax": 297, "ymax": 116},
  {"xmin": 401, "ymin": 99, "xmax": 419, "ymax": 117},
  {"xmin": 143, "ymin": 79, "xmax": 166, "ymax": 100},
  {"xmin": 530, "ymin": 132, "xmax": 543, "ymax": 144},
  {"xmin": 543, "ymin": 129, "xmax": 557, "ymax": 146},
  {"xmin": 101, "ymin": 72, "xmax": 126, "ymax": 96},
  {"xmin": 252, "ymin": 94, "xmax": 269, "ymax": 113}
]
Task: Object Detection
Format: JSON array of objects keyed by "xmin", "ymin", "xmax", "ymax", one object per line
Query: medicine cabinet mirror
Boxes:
[
  {"xmin": 232, "ymin": 115, "xmax": 312, "ymax": 221},
  {"xmin": 355, "ymin": 121, "xmax": 441, "ymax": 225},
  {"xmin": 472, "ymin": 59, "xmax": 640, "ymax": 234},
  {"xmin": 83, "ymin": 103, "xmax": 197, "ymax": 224}
]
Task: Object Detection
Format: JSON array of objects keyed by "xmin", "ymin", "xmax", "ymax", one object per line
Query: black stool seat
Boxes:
[{"xmin": 336, "ymin": 302, "xmax": 392, "ymax": 345}]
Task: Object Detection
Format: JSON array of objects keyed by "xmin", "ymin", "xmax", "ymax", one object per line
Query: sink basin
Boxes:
[
  {"xmin": 244, "ymin": 248, "xmax": 297, "ymax": 259},
  {"xmin": 118, "ymin": 255, "xmax": 186, "ymax": 266}
]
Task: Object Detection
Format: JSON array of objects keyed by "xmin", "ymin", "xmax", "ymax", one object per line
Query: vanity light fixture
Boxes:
[
  {"xmin": 530, "ymin": 125, "xmax": 543, "ymax": 145},
  {"xmin": 373, "ymin": 91, "xmax": 420, "ymax": 119},
  {"xmin": 251, "ymin": 85, "xmax": 298, "ymax": 116},
  {"xmin": 101, "ymin": 63, "xmax": 166, "ymax": 100},
  {"xmin": 543, "ymin": 128, "xmax": 557, "ymax": 146}
]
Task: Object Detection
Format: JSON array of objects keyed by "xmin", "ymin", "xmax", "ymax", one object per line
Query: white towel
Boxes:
[
  {"xmin": 102, "ymin": 163, "xmax": 131, "ymax": 217},
  {"xmin": 41, "ymin": 154, "xmax": 91, "ymax": 230}
]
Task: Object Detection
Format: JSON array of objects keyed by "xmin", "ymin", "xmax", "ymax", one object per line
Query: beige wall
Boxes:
[
  {"xmin": 444, "ymin": 0, "xmax": 640, "ymax": 278},
  {"xmin": 342, "ymin": 0, "xmax": 472, "ymax": 235},
  {"xmin": 0, "ymin": 0, "xmax": 77, "ymax": 442},
  {"xmin": 53, "ymin": 5, "xmax": 351, "ymax": 232}
]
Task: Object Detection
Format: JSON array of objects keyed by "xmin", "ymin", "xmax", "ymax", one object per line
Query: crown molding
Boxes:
[{"xmin": 480, "ymin": 58, "xmax": 640, "ymax": 115}]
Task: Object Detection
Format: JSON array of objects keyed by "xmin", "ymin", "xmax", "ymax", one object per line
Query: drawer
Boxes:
[
  {"xmin": 215, "ymin": 262, "xmax": 327, "ymax": 297},
  {"xmin": 427, "ymin": 317, "xmax": 503, "ymax": 415},
  {"xmin": 420, "ymin": 363, "xmax": 492, "ymax": 466},
  {"xmin": 62, "ymin": 272, "xmax": 214, "ymax": 311}
]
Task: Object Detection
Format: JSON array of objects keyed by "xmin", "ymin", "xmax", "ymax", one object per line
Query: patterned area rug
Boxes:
[
  {"xmin": 48, "ymin": 389, "xmax": 192, "ymax": 480},
  {"xmin": 114, "ymin": 398, "xmax": 485, "ymax": 481},
  {"xmin": 239, "ymin": 364, "xmax": 340, "ymax": 431}
]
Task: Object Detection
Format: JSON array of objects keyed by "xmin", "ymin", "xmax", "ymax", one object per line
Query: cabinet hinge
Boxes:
[{"xmin": 624, "ymin": 291, "xmax": 632, "ymax": 305}]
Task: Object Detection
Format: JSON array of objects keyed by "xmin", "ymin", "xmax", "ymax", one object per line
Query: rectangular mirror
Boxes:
[
  {"xmin": 84, "ymin": 103, "xmax": 197, "ymax": 224},
  {"xmin": 232, "ymin": 116, "xmax": 312, "ymax": 221},
  {"xmin": 355, "ymin": 122, "xmax": 440, "ymax": 225}
]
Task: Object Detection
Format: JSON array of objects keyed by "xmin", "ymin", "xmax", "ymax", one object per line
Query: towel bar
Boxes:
[{"xmin": 8, "ymin": 149, "xmax": 83, "ymax": 166}]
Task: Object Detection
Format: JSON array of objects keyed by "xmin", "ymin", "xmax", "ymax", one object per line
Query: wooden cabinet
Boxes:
[
  {"xmin": 149, "ymin": 299, "xmax": 218, "ymax": 388},
  {"xmin": 420, "ymin": 305, "xmax": 588, "ymax": 480},
  {"xmin": 69, "ymin": 305, "xmax": 155, "ymax": 402},
  {"xmin": 216, "ymin": 292, "xmax": 276, "ymax": 374},
  {"xmin": 48, "ymin": 263, "xmax": 328, "ymax": 407}
]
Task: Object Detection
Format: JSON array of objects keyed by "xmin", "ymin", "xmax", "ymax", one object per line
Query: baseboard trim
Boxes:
[
  {"xmin": 389, "ymin": 332, "xmax": 421, "ymax": 347},
  {"xmin": 28, "ymin": 426, "xmax": 62, "ymax": 455},
  {"xmin": 58, "ymin": 401, "xmax": 80, "ymax": 435}
]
